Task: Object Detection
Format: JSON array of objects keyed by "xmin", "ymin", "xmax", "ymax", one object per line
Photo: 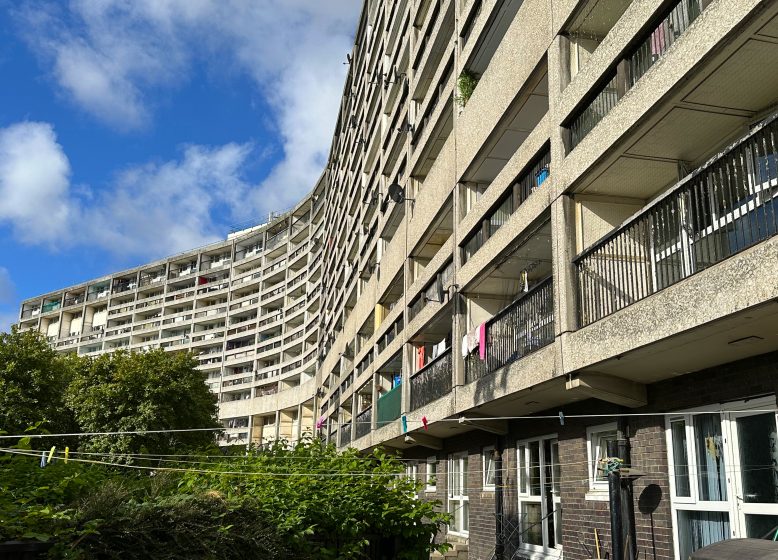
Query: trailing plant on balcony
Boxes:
[{"xmin": 456, "ymin": 69, "xmax": 480, "ymax": 107}]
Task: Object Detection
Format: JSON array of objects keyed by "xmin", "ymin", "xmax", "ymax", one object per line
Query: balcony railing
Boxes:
[
  {"xmin": 464, "ymin": 277, "xmax": 555, "ymax": 384},
  {"xmin": 409, "ymin": 347, "xmax": 452, "ymax": 411},
  {"xmin": 355, "ymin": 406, "xmax": 372, "ymax": 440},
  {"xmin": 629, "ymin": 0, "xmax": 703, "ymax": 87},
  {"xmin": 339, "ymin": 422, "xmax": 352, "ymax": 447},
  {"xmin": 568, "ymin": 0, "xmax": 707, "ymax": 150},
  {"xmin": 376, "ymin": 383, "xmax": 402, "ymax": 428},
  {"xmin": 570, "ymin": 73, "xmax": 619, "ymax": 148},
  {"xmin": 575, "ymin": 116, "xmax": 778, "ymax": 326}
]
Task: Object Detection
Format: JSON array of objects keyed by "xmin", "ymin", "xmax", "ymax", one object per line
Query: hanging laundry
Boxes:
[
  {"xmin": 422, "ymin": 416, "xmax": 429, "ymax": 430},
  {"xmin": 315, "ymin": 415, "xmax": 326, "ymax": 430},
  {"xmin": 417, "ymin": 346, "xmax": 425, "ymax": 369},
  {"xmin": 478, "ymin": 323, "xmax": 487, "ymax": 360},
  {"xmin": 651, "ymin": 22, "xmax": 666, "ymax": 57},
  {"xmin": 461, "ymin": 333, "xmax": 469, "ymax": 357},
  {"xmin": 431, "ymin": 343, "xmax": 439, "ymax": 360},
  {"xmin": 469, "ymin": 329, "xmax": 479, "ymax": 353},
  {"xmin": 436, "ymin": 340, "xmax": 447, "ymax": 357}
]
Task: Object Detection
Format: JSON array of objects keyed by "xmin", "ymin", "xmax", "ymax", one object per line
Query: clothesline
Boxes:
[{"xmin": 3, "ymin": 408, "xmax": 776, "ymax": 441}]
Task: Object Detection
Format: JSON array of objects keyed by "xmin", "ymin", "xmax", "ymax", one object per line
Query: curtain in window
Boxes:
[
  {"xmin": 694, "ymin": 414, "xmax": 727, "ymax": 501},
  {"xmin": 677, "ymin": 510, "xmax": 729, "ymax": 559}
]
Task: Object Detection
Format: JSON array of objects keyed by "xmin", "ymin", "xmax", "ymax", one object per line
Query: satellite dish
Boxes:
[{"xmin": 388, "ymin": 182, "xmax": 405, "ymax": 203}]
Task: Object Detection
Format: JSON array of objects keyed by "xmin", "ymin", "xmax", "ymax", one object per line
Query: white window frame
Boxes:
[
  {"xmin": 517, "ymin": 434, "xmax": 562, "ymax": 559},
  {"xmin": 426, "ymin": 456, "xmax": 437, "ymax": 492},
  {"xmin": 483, "ymin": 446, "xmax": 496, "ymax": 491},
  {"xmin": 406, "ymin": 461, "xmax": 419, "ymax": 500},
  {"xmin": 448, "ymin": 452, "xmax": 469, "ymax": 537},
  {"xmin": 586, "ymin": 423, "xmax": 618, "ymax": 496},
  {"xmin": 666, "ymin": 396, "xmax": 778, "ymax": 560}
]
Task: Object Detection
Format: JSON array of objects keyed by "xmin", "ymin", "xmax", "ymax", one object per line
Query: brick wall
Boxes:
[{"xmin": 404, "ymin": 351, "xmax": 778, "ymax": 560}]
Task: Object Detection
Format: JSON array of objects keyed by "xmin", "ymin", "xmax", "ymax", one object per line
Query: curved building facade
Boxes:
[{"xmin": 18, "ymin": 0, "xmax": 778, "ymax": 557}]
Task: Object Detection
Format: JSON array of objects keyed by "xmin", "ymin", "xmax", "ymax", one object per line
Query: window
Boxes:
[
  {"xmin": 426, "ymin": 456, "xmax": 437, "ymax": 492},
  {"xmin": 483, "ymin": 447, "xmax": 496, "ymax": 490},
  {"xmin": 587, "ymin": 423, "xmax": 617, "ymax": 491},
  {"xmin": 517, "ymin": 436, "xmax": 562, "ymax": 557},
  {"xmin": 448, "ymin": 453, "xmax": 469, "ymax": 536},
  {"xmin": 405, "ymin": 461, "xmax": 419, "ymax": 498},
  {"xmin": 667, "ymin": 398, "xmax": 778, "ymax": 559}
]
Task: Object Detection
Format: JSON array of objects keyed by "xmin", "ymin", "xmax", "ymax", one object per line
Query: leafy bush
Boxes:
[
  {"xmin": 1, "ymin": 439, "xmax": 450, "ymax": 559},
  {"xmin": 456, "ymin": 69, "xmax": 480, "ymax": 107},
  {"xmin": 70, "ymin": 486, "xmax": 289, "ymax": 560},
  {"xmin": 179, "ymin": 439, "xmax": 451, "ymax": 559}
]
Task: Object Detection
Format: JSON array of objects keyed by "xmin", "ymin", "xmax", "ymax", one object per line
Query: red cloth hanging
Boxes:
[{"xmin": 417, "ymin": 346, "xmax": 425, "ymax": 369}]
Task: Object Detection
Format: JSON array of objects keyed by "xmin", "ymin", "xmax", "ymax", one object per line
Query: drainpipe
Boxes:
[
  {"xmin": 494, "ymin": 441, "xmax": 504, "ymax": 560},
  {"xmin": 618, "ymin": 417, "xmax": 638, "ymax": 560},
  {"xmin": 607, "ymin": 439, "xmax": 623, "ymax": 560}
]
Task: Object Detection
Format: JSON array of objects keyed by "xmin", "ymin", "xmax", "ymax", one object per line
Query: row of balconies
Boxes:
[{"xmin": 19, "ymin": 205, "xmax": 319, "ymax": 321}]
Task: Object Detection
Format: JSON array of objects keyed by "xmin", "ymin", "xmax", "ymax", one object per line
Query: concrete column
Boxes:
[
  {"xmin": 550, "ymin": 194, "xmax": 578, "ymax": 337},
  {"xmin": 452, "ymin": 182, "xmax": 466, "ymax": 388}
]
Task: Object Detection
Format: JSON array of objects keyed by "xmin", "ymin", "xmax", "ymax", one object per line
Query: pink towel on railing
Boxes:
[{"xmin": 478, "ymin": 322, "xmax": 487, "ymax": 360}]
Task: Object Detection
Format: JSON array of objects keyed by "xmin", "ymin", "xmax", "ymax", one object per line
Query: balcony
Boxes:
[
  {"xmin": 409, "ymin": 347, "xmax": 452, "ymax": 411},
  {"xmin": 339, "ymin": 422, "xmax": 352, "ymax": 447},
  {"xmin": 376, "ymin": 383, "xmax": 402, "ymax": 428},
  {"xmin": 464, "ymin": 277, "xmax": 555, "ymax": 384},
  {"xmin": 575, "ymin": 116, "xmax": 778, "ymax": 326},
  {"xmin": 567, "ymin": 0, "xmax": 707, "ymax": 150},
  {"xmin": 355, "ymin": 406, "xmax": 372, "ymax": 440}
]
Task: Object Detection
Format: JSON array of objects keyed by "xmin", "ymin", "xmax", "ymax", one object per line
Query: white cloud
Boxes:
[
  {"xmin": 0, "ymin": 121, "xmax": 258, "ymax": 260},
  {"xmin": 0, "ymin": 122, "xmax": 72, "ymax": 246},
  {"xmin": 83, "ymin": 142, "xmax": 256, "ymax": 259},
  {"xmin": 15, "ymin": 0, "xmax": 359, "ymax": 209}
]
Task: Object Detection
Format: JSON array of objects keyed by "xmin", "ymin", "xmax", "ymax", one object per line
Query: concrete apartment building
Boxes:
[{"xmin": 17, "ymin": 0, "xmax": 778, "ymax": 558}]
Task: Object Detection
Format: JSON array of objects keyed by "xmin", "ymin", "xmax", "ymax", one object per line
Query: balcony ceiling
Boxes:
[
  {"xmin": 582, "ymin": 300, "xmax": 778, "ymax": 386},
  {"xmin": 464, "ymin": 220, "xmax": 553, "ymax": 297},
  {"xmin": 465, "ymin": 72, "xmax": 548, "ymax": 184},
  {"xmin": 566, "ymin": 0, "xmax": 632, "ymax": 40},
  {"xmin": 575, "ymin": 8, "xmax": 778, "ymax": 201}
]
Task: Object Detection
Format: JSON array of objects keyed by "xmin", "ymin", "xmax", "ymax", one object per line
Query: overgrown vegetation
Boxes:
[
  {"xmin": 0, "ymin": 440, "xmax": 450, "ymax": 559},
  {"xmin": 0, "ymin": 330, "xmax": 451, "ymax": 558},
  {"xmin": 456, "ymin": 69, "xmax": 480, "ymax": 107}
]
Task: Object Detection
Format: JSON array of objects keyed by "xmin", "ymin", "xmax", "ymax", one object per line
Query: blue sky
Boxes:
[{"xmin": 0, "ymin": 1, "xmax": 359, "ymax": 331}]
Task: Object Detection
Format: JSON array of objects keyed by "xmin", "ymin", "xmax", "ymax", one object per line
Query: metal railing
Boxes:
[
  {"xmin": 355, "ymin": 406, "xmax": 372, "ymax": 440},
  {"xmin": 464, "ymin": 277, "xmax": 555, "ymax": 384},
  {"xmin": 410, "ymin": 347, "xmax": 452, "ymax": 411},
  {"xmin": 575, "ymin": 116, "xmax": 778, "ymax": 326},
  {"xmin": 340, "ymin": 422, "xmax": 352, "ymax": 447},
  {"xmin": 376, "ymin": 383, "xmax": 402, "ymax": 427},
  {"xmin": 629, "ymin": 0, "xmax": 703, "ymax": 86},
  {"xmin": 570, "ymin": 73, "xmax": 619, "ymax": 148},
  {"xmin": 568, "ymin": 0, "xmax": 707, "ymax": 150}
]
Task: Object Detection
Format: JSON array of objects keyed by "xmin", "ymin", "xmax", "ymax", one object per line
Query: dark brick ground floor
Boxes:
[{"xmin": 405, "ymin": 351, "xmax": 778, "ymax": 560}]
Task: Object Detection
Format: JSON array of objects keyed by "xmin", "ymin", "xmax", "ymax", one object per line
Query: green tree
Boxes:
[
  {"xmin": 65, "ymin": 349, "xmax": 220, "ymax": 456},
  {"xmin": 0, "ymin": 328, "xmax": 75, "ymax": 437},
  {"xmin": 180, "ymin": 439, "xmax": 452, "ymax": 559}
]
